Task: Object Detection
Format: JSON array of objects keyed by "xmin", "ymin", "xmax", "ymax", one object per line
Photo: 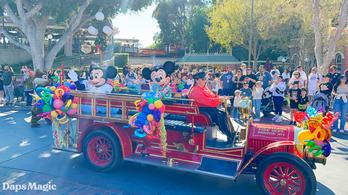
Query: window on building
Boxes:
[{"xmin": 335, "ymin": 53, "xmax": 343, "ymax": 72}]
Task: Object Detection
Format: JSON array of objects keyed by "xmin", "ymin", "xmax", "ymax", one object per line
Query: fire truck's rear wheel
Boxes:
[
  {"xmin": 83, "ymin": 130, "xmax": 122, "ymax": 172},
  {"xmin": 256, "ymin": 153, "xmax": 316, "ymax": 195}
]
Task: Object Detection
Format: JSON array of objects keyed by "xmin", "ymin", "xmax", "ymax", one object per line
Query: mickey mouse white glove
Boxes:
[{"xmin": 68, "ymin": 70, "xmax": 79, "ymax": 82}]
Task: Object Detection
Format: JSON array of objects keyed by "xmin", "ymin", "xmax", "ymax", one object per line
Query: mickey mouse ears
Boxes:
[{"xmin": 163, "ymin": 61, "xmax": 176, "ymax": 75}]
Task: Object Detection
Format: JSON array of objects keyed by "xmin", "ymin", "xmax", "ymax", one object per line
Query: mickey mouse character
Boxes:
[
  {"xmin": 68, "ymin": 64, "xmax": 117, "ymax": 93},
  {"xmin": 142, "ymin": 61, "xmax": 177, "ymax": 98}
]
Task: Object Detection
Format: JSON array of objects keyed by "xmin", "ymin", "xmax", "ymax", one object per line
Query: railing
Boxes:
[{"xmin": 72, "ymin": 91, "xmax": 200, "ymax": 124}]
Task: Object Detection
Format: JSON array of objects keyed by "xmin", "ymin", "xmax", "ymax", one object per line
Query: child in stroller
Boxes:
[
  {"xmin": 311, "ymin": 92, "xmax": 329, "ymax": 113},
  {"xmin": 261, "ymin": 86, "xmax": 274, "ymax": 117}
]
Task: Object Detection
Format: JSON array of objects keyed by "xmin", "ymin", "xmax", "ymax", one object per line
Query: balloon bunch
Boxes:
[
  {"xmin": 129, "ymin": 85, "xmax": 167, "ymax": 157},
  {"xmin": 33, "ymin": 82, "xmax": 78, "ymax": 124},
  {"xmin": 113, "ymin": 80, "xmax": 126, "ymax": 92},
  {"xmin": 295, "ymin": 106, "xmax": 339, "ymax": 157}
]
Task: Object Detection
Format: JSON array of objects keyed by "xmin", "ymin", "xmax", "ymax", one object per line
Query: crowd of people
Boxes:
[
  {"xmin": 200, "ymin": 64, "xmax": 348, "ymax": 133},
  {"xmin": 0, "ymin": 63, "xmax": 347, "ymax": 133}
]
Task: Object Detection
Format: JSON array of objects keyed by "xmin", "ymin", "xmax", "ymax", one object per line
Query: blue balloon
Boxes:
[
  {"xmin": 306, "ymin": 106, "xmax": 317, "ymax": 117},
  {"xmin": 36, "ymin": 100, "xmax": 44, "ymax": 108},
  {"xmin": 142, "ymin": 105, "xmax": 151, "ymax": 115},
  {"xmin": 322, "ymin": 141, "xmax": 331, "ymax": 157},
  {"xmin": 69, "ymin": 84, "xmax": 77, "ymax": 90},
  {"xmin": 153, "ymin": 110, "xmax": 161, "ymax": 122},
  {"xmin": 134, "ymin": 129, "xmax": 147, "ymax": 138}
]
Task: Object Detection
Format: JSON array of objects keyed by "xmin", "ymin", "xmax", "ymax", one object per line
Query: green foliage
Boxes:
[
  {"xmin": 207, "ymin": 0, "xmax": 310, "ymax": 60},
  {"xmin": 153, "ymin": 0, "xmax": 208, "ymax": 48},
  {"xmin": 186, "ymin": 7, "xmax": 210, "ymax": 53},
  {"xmin": 114, "ymin": 53, "xmax": 129, "ymax": 67},
  {"xmin": 1, "ymin": 0, "xmax": 154, "ymax": 23}
]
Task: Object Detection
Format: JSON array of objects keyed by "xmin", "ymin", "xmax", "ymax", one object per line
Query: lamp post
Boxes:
[
  {"xmin": 248, "ymin": 0, "xmax": 255, "ymax": 70},
  {"xmin": 282, "ymin": 58, "xmax": 286, "ymax": 70},
  {"xmin": 304, "ymin": 57, "xmax": 309, "ymax": 72},
  {"xmin": 47, "ymin": 34, "xmax": 53, "ymax": 50},
  {"xmin": 87, "ymin": 11, "xmax": 113, "ymax": 66}
]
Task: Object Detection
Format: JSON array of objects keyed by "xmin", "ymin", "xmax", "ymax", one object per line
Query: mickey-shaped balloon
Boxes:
[{"xmin": 68, "ymin": 64, "xmax": 117, "ymax": 93}]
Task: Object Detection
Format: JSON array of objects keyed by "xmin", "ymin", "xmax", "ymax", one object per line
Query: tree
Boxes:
[
  {"xmin": 207, "ymin": 0, "xmax": 295, "ymax": 63},
  {"xmin": 311, "ymin": 0, "xmax": 348, "ymax": 73},
  {"xmin": 0, "ymin": 0, "xmax": 153, "ymax": 71},
  {"xmin": 152, "ymin": 0, "xmax": 206, "ymax": 49},
  {"xmin": 186, "ymin": 7, "xmax": 210, "ymax": 53}
]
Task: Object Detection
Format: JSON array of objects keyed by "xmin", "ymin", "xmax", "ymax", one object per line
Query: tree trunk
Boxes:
[
  {"xmin": 312, "ymin": 0, "xmax": 348, "ymax": 74},
  {"xmin": 64, "ymin": 35, "xmax": 73, "ymax": 57},
  {"xmin": 2, "ymin": 0, "xmax": 92, "ymax": 72}
]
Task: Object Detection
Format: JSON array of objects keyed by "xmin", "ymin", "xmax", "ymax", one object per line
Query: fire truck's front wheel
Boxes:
[
  {"xmin": 83, "ymin": 130, "xmax": 122, "ymax": 172},
  {"xmin": 256, "ymin": 153, "xmax": 316, "ymax": 195}
]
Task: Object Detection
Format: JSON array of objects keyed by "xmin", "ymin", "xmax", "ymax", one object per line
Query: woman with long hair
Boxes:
[
  {"xmin": 288, "ymin": 70, "xmax": 305, "ymax": 89},
  {"xmin": 332, "ymin": 69, "xmax": 348, "ymax": 133},
  {"xmin": 307, "ymin": 67, "xmax": 322, "ymax": 101}
]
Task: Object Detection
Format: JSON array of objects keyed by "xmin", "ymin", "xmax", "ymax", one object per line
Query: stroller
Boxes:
[
  {"xmin": 311, "ymin": 92, "xmax": 329, "ymax": 113},
  {"xmin": 261, "ymin": 87, "xmax": 274, "ymax": 117}
]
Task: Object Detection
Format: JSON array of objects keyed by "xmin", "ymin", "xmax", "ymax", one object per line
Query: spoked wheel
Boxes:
[
  {"xmin": 83, "ymin": 130, "xmax": 122, "ymax": 172},
  {"xmin": 256, "ymin": 153, "xmax": 316, "ymax": 195}
]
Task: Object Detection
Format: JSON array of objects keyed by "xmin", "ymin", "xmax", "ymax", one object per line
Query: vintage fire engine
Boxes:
[{"xmin": 52, "ymin": 91, "xmax": 325, "ymax": 195}]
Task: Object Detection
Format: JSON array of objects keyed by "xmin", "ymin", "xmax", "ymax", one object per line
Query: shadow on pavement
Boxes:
[{"xmin": 317, "ymin": 182, "xmax": 335, "ymax": 195}]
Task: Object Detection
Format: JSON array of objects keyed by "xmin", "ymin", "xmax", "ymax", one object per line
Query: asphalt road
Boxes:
[{"xmin": 0, "ymin": 110, "xmax": 347, "ymax": 195}]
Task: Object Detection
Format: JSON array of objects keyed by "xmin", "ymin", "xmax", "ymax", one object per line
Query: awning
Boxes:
[{"xmin": 176, "ymin": 54, "xmax": 241, "ymax": 65}]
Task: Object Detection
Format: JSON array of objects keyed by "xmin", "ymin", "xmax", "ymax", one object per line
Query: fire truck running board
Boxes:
[
  {"xmin": 125, "ymin": 154, "xmax": 237, "ymax": 180},
  {"xmin": 197, "ymin": 157, "xmax": 238, "ymax": 178}
]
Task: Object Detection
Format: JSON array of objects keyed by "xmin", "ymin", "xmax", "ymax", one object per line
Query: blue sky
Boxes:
[{"xmin": 112, "ymin": 4, "xmax": 159, "ymax": 48}]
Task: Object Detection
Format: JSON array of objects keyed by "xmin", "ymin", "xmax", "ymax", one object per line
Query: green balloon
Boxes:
[
  {"xmin": 42, "ymin": 104, "xmax": 52, "ymax": 112},
  {"xmin": 148, "ymin": 98, "xmax": 154, "ymax": 104}
]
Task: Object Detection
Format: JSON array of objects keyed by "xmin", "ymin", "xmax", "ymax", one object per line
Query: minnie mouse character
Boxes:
[
  {"xmin": 67, "ymin": 64, "xmax": 117, "ymax": 93},
  {"xmin": 142, "ymin": 61, "xmax": 177, "ymax": 98}
]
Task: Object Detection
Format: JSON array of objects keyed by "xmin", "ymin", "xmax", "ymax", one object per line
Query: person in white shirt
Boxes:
[
  {"xmin": 271, "ymin": 65, "xmax": 281, "ymax": 76},
  {"xmin": 233, "ymin": 90, "xmax": 242, "ymax": 120},
  {"xmin": 270, "ymin": 75, "xmax": 286, "ymax": 123},
  {"xmin": 281, "ymin": 69, "xmax": 291, "ymax": 82},
  {"xmin": 307, "ymin": 67, "xmax": 322, "ymax": 101},
  {"xmin": 252, "ymin": 81, "xmax": 264, "ymax": 121},
  {"xmin": 297, "ymin": 66, "xmax": 307, "ymax": 87}
]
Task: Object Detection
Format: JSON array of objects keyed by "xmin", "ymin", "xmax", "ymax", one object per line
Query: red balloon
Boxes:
[
  {"xmin": 294, "ymin": 111, "xmax": 306, "ymax": 123},
  {"xmin": 58, "ymin": 85, "xmax": 70, "ymax": 92}
]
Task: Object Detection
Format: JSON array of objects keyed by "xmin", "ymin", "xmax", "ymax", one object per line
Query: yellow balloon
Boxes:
[
  {"xmin": 65, "ymin": 99, "xmax": 72, "ymax": 110},
  {"xmin": 30, "ymin": 93, "xmax": 41, "ymax": 101},
  {"xmin": 298, "ymin": 130, "xmax": 314, "ymax": 145},
  {"xmin": 147, "ymin": 114, "xmax": 154, "ymax": 121},
  {"xmin": 71, "ymin": 103, "xmax": 78, "ymax": 109},
  {"xmin": 313, "ymin": 127, "xmax": 328, "ymax": 141},
  {"xmin": 134, "ymin": 100, "xmax": 141, "ymax": 106},
  {"xmin": 50, "ymin": 86, "xmax": 56, "ymax": 92},
  {"xmin": 154, "ymin": 100, "xmax": 163, "ymax": 109},
  {"xmin": 51, "ymin": 111, "xmax": 58, "ymax": 118}
]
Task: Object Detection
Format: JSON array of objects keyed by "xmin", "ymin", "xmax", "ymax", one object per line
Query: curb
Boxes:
[{"xmin": 0, "ymin": 105, "xmax": 32, "ymax": 112}]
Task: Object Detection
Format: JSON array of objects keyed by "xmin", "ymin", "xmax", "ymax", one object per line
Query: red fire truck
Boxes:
[{"xmin": 53, "ymin": 91, "xmax": 325, "ymax": 195}]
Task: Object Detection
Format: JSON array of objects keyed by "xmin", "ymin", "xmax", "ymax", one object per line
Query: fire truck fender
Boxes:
[
  {"xmin": 237, "ymin": 141, "xmax": 295, "ymax": 176},
  {"xmin": 83, "ymin": 123, "xmax": 133, "ymax": 159}
]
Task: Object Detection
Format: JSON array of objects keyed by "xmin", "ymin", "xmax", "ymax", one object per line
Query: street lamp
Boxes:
[
  {"xmin": 304, "ymin": 57, "xmax": 309, "ymax": 72},
  {"xmin": 248, "ymin": 0, "xmax": 255, "ymax": 70},
  {"xmin": 87, "ymin": 11, "xmax": 113, "ymax": 66},
  {"xmin": 47, "ymin": 34, "xmax": 53, "ymax": 50}
]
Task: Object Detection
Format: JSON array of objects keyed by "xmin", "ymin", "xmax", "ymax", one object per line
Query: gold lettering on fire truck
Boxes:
[{"xmin": 252, "ymin": 127, "xmax": 290, "ymax": 140}]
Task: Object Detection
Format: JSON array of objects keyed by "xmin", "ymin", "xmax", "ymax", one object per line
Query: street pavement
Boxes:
[{"xmin": 0, "ymin": 110, "xmax": 347, "ymax": 195}]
